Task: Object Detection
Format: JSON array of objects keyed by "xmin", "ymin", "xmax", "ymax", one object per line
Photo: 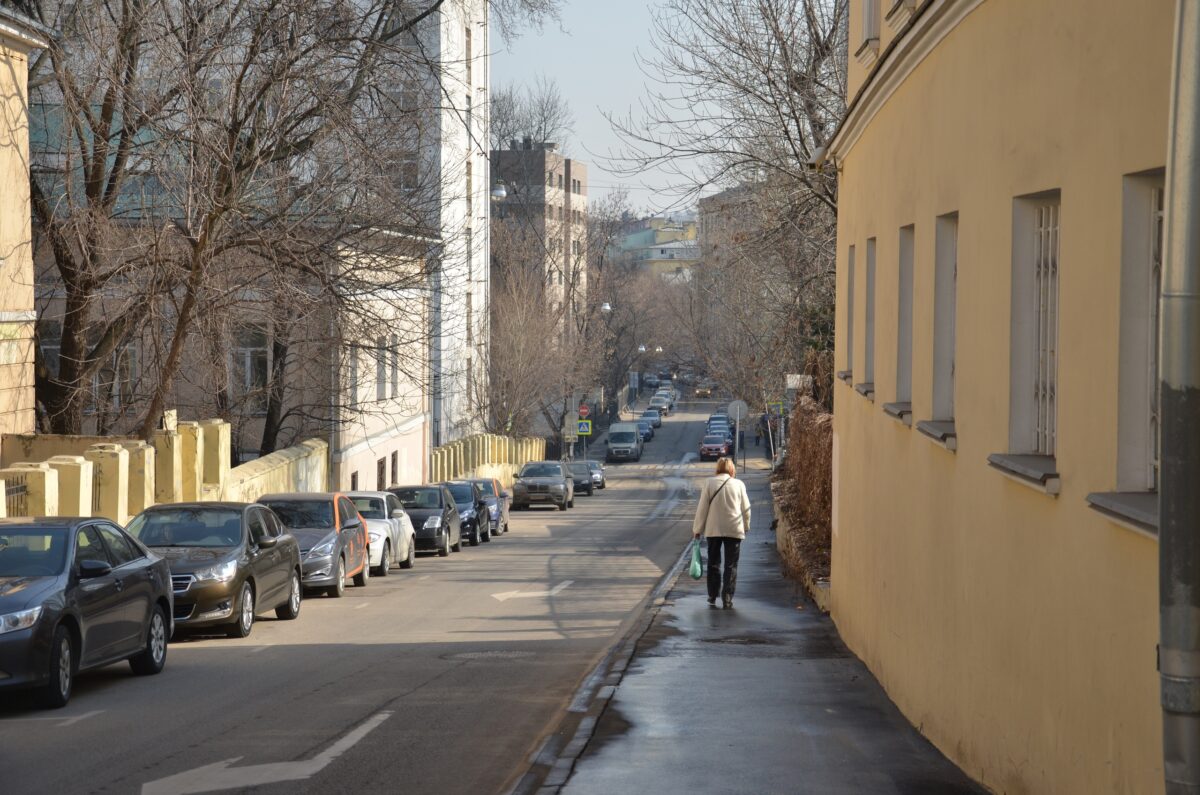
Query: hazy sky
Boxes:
[{"xmin": 492, "ymin": 1, "xmax": 688, "ymax": 215}]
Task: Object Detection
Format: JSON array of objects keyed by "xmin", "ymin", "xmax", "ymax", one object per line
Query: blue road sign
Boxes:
[{"xmin": 577, "ymin": 420, "xmax": 593, "ymax": 436}]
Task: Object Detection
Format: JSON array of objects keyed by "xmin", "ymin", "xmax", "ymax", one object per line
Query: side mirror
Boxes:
[
  {"xmin": 78, "ymin": 559, "xmax": 112, "ymax": 579},
  {"xmin": 256, "ymin": 536, "xmax": 279, "ymax": 549}
]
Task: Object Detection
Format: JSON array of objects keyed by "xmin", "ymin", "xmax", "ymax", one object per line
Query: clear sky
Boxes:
[{"xmin": 491, "ymin": 0, "xmax": 688, "ymax": 215}]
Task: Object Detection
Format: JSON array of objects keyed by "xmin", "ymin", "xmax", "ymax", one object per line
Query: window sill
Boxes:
[
  {"xmin": 882, "ymin": 401, "xmax": 912, "ymax": 427},
  {"xmin": 853, "ymin": 382, "xmax": 875, "ymax": 402},
  {"xmin": 1086, "ymin": 491, "xmax": 1158, "ymax": 538},
  {"xmin": 916, "ymin": 419, "xmax": 956, "ymax": 451},
  {"xmin": 854, "ymin": 36, "xmax": 880, "ymax": 69},
  {"xmin": 836, "ymin": 369, "xmax": 853, "ymax": 384},
  {"xmin": 987, "ymin": 453, "xmax": 1060, "ymax": 495}
]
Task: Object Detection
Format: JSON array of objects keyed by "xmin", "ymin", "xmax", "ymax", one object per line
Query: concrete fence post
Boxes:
[
  {"xmin": 199, "ymin": 419, "xmax": 231, "ymax": 496},
  {"xmin": 152, "ymin": 429, "xmax": 183, "ymax": 504},
  {"xmin": 85, "ymin": 444, "xmax": 129, "ymax": 525},
  {"xmin": 120, "ymin": 440, "xmax": 155, "ymax": 515},
  {"xmin": 177, "ymin": 421, "xmax": 203, "ymax": 501},
  {"xmin": 1, "ymin": 463, "xmax": 58, "ymax": 516},
  {"xmin": 46, "ymin": 456, "xmax": 93, "ymax": 517}
]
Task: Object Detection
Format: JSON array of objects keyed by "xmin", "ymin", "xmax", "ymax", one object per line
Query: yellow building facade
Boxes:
[
  {"xmin": 0, "ymin": 10, "xmax": 47, "ymax": 459},
  {"xmin": 826, "ymin": 1, "xmax": 1174, "ymax": 793}
]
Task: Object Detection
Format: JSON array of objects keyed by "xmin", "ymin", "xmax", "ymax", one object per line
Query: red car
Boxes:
[{"xmin": 699, "ymin": 434, "xmax": 731, "ymax": 461}]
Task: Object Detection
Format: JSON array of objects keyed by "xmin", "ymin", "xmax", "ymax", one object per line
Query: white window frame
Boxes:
[
  {"xmin": 864, "ymin": 237, "xmax": 877, "ymax": 385},
  {"xmin": 230, "ymin": 328, "xmax": 269, "ymax": 415},
  {"xmin": 845, "ymin": 245, "xmax": 856, "ymax": 375},
  {"xmin": 896, "ymin": 225, "xmax": 914, "ymax": 403},
  {"xmin": 1010, "ymin": 192, "xmax": 1060, "ymax": 457},
  {"xmin": 933, "ymin": 213, "xmax": 958, "ymax": 421}
]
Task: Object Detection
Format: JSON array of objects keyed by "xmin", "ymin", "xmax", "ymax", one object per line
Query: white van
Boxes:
[{"xmin": 606, "ymin": 422, "xmax": 644, "ymax": 462}]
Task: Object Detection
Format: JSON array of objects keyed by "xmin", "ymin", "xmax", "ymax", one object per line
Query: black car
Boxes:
[
  {"xmin": 126, "ymin": 503, "xmax": 302, "ymax": 638},
  {"xmin": 566, "ymin": 462, "xmax": 595, "ymax": 496},
  {"xmin": 0, "ymin": 518, "xmax": 172, "ymax": 708},
  {"xmin": 391, "ymin": 485, "xmax": 463, "ymax": 557},
  {"xmin": 443, "ymin": 481, "xmax": 490, "ymax": 546}
]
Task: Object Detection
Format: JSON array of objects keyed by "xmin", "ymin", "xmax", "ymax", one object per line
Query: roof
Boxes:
[{"xmin": 0, "ymin": 5, "xmax": 52, "ymax": 50}]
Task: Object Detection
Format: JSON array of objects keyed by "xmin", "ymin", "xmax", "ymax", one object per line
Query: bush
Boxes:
[{"xmin": 773, "ymin": 396, "xmax": 832, "ymax": 581}]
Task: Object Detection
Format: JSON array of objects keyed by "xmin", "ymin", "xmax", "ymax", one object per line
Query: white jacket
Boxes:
[{"xmin": 692, "ymin": 474, "xmax": 752, "ymax": 539}]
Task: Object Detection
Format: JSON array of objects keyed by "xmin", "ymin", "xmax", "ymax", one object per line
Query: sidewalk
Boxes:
[{"xmin": 558, "ymin": 471, "xmax": 985, "ymax": 795}]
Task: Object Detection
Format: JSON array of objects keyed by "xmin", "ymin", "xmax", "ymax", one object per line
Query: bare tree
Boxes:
[{"xmin": 490, "ymin": 75, "xmax": 575, "ymax": 153}]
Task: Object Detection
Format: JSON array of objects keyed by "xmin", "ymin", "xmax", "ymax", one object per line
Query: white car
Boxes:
[{"xmin": 348, "ymin": 491, "xmax": 416, "ymax": 575}]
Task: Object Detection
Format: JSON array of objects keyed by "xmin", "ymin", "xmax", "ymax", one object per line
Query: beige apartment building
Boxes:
[
  {"xmin": 0, "ymin": 9, "xmax": 48, "ymax": 461},
  {"xmin": 491, "ymin": 138, "xmax": 588, "ymax": 311},
  {"xmin": 825, "ymin": 1, "xmax": 1175, "ymax": 793}
]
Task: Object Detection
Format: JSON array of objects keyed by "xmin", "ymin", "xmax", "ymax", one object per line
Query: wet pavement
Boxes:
[{"xmin": 558, "ymin": 470, "xmax": 986, "ymax": 795}]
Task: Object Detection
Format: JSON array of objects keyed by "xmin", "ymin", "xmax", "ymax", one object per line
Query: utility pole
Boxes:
[{"xmin": 1160, "ymin": 3, "xmax": 1200, "ymax": 792}]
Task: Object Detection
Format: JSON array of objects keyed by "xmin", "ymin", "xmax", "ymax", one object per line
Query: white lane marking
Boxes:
[
  {"xmin": 417, "ymin": 575, "xmax": 430, "ymax": 581},
  {"xmin": 2, "ymin": 709, "xmax": 105, "ymax": 727},
  {"xmin": 248, "ymin": 646, "xmax": 269, "ymax": 654},
  {"xmin": 491, "ymin": 580, "xmax": 574, "ymax": 602},
  {"xmin": 354, "ymin": 603, "xmax": 370, "ymax": 610},
  {"xmin": 141, "ymin": 710, "xmax": 393, "ymax": 795}
]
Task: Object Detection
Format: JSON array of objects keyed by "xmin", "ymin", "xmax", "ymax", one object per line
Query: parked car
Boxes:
[
  {"xmin": 444, "ymin": 481, "xmax": 490, "ymax": 545},
  {"xmin": 584, "ymin": 460, "xmax": 607, "ymax": 489},
  {"xmin": 699, "ymin": 434, "xmax": 732, "ymax": 461},
  {"xmin": 641, "ymin": 408, "xmax": 662, "ymax": 428},
  {"xmin": 127, "ymin": 503, "xmax": 302, "ymax": 638},
  {"xmin": 0, "ymin": 518, "xmax": 172, "ymax": 708},
  {"xmin": 566, "ymin": 461, "xmax": 596, "ymax": 496},
  {"xmin": 643, "ymin": 374, "xmax": 660, "ymax": 389},
  {"xmin": 348, "ymin": 491, "xmax": 416, "ymax": 575},
  {"xmin": 257, "ymin": 493, "xmax": 369, "ymax": 598},
  {"xmin": 511, "ymin": 461, "xmax": 574, "ymax": 511},
  {"xmin": 636, "ymin": 420, "xmax": 654, "ymax": 442},
  {"xmin": 390, "ymin": 485, "xmax": 462, "ymax": 557},
  {"xmin": 606, "ymin": 423, "xmax": 643, "ymax": 462},
  {"xmin": 470, "ymin": 478, "xmax": 511, "ymax": 537},
  {"xmin": 654, "ymin": 389, "xmax": 676, "ymax": 410},
  {"xmin": 649, "ymin": 396, "xmax": 670, "ymax": 416}
]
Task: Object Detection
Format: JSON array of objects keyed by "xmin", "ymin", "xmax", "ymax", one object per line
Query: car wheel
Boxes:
[
  {"xmin": 375, "ymin": 542, "xmax": 391, "ymax": 577},
  {"xmin": 469, "ymin": 529, "xmax": 480, "ymax": 547},
  {"xmin": 276, "ymin": 570, "xmax": 302, "ymax": 620},
  {"xmin": 130, "ymin": 605, "xmax": 169, "ymax": 675},
  {"xmin": 438, "ymin": 534, "xmax": 450, "ymax": 557},
  {"xmin": 327, "ymin": 557, "xmax": 347, "ymax": 597},
  {"xmin": 226, "ymin": 582, "xmax": 255, "ymax": 638},
  {"xmin": 400, "ymin": 538, "xmax": 415, "ymax": 569},
  {"xmin": 558, "ymin": 500, "xmax": 568, "ymax": 512},
  {"xmin": 353, "ymin": 556, "xmax": 369, "ymax": 587},
  {"xmin": 503, "ymin": 522, "xmax": 510, "ymax": 534},
  {"xmin": 451, "ymin": 535, "xmax": 462, "ymax": 552},
  {"xmin": 568, "ymin": 496, "xmax": 575, "ymax": 508},
  {"xmin": 482, "ymin": 525, "xmax": 491, "ymax": 542},
  {"xmin": 37, "ymin": 625, "xmax": 74, "ymax": 709}
]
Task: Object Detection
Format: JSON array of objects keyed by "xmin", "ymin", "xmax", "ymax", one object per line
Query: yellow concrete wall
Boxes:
[
  {"xmin": 0, "ymin": 433, "xmax": 117, "ymax": 468},
  {"xmin": 222, "ymin": 439, "xmax": 329, "ymax": 503},
  {"xmin": 829, "ymin": 2, "xmax": 1169, "ymax": 793}
]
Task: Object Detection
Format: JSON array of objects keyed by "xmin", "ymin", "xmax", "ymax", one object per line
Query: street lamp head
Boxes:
[
  {"xmin": 638, "ymin": 344, "xmax": 647, "ymax": 354},
  {"xmin": 490, "ymin": 179, "xmax": 508, "ymax": 202},
  {"xmin": 655, "ymin": 346, "xmax": 663, "ymax": 354},
  {"xmin": 600, "ymin": 302, "xmax": 612, "ymax": 313}
]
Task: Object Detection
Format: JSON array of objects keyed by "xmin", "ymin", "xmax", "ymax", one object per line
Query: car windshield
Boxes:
[
  {"xmin": 446, "ymin": 483, "xmax": 475, "ymax": 503},
  {"xmin": 394, "ymin": 487, "xmax": 442, "ymax": 509},
  {"xmin": 637, "ymin": 421, "xmax": 650, "ymax": 430},
  {"xmin": 703, "ymin": 436, "xmax": 727, "ymax": 444},
  {"xmin": 261, "ymin": 501, "xmax": 333, "ymax": 529},
  {"xmin": 351, "ymin": 497, "xmax": 386, "ymax": 519},
  {"xmin": 641, "ymin": 410, "xmax": 657, "ymax": 417},
  {"xmin": 521, "ymin": 463, "xmax": 563, "ymax": 478},
  {"xmin": 610, "ymin": 432, "xmax": 636, "ymax": 444},
  {"xmin": 586, "ymin": 461, "xmax": 603, "ymax": 472},
  {"xmin": 127, "ymin": 508, "xmax": 243, "ymax": 547},
  {"xmin": 474, "ymin": 481, "xmax": 496, "ymax": 497},
  {"xmin": 0, "ymin": 528, "xmax": 68, "ymax": 576},
  {"xmin": 568, "ymin": 463, "xmax": 590, "ymax": 476}
]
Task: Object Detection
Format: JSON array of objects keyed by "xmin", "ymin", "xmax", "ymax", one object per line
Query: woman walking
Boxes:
[{"xmin": 692, "ymin": 457, "xmax": 752, "ymax": 608}]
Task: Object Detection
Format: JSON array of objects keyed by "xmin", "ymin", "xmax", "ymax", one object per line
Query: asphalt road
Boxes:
[{"xmin": 0, "ymin": 399, "xmax": 724, "ymax": 795}]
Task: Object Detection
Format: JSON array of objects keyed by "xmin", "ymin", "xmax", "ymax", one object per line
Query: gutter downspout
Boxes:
[{"xmin": 1161, "ymin": 2, "xmax": 1200, "ymax": 792}]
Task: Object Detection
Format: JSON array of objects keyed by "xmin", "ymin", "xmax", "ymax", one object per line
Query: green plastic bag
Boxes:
[{"xmin": 689, "ymin": 538, "xmax": 703, "ymax": 580}]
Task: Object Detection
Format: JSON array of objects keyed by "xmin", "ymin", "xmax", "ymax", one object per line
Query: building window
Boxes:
[
  {"xmin": 844, "ymin": 245, "xmax": 856, "ymax": 376},
  {"xmin": 390, "ymin": 451, "xmax": 398, "ymax": 485},
  {"xmin": 1117, "ymin": 172, "xmax": 1165, "ymax": 492},
  {"xmin": 349, "ymin": 344, "xmax": 359, "ymax": 407},
  {"xmin": 466, "ymin": 158, "xmax": 472, "ymax": 214},
  {"xmin": 547, "ymin": 171, "xmax": 554, "ymax": 187},
  {"xmin": 863, "ymin": 237, "xmax": 877, "ymax": 386},
  {"xmin": 376, "ymin": 336, "xmax": 387, "ymax": 401},
  {"xmin": 933, "ymin": 214, "xmax": 957, "ymax": 421},
  {"xmin": 558, "ymin": 174, "xmax": 563, "ymax": 189},
  {"xmin": 862, "ymin": 0, "xmax": 880, "ymax": 42},
  {"xmin": 377, "ymin": 457, "xmax": 387, "ymax": 490},
  {"xmin": 464, "ymin": 26, "xmax": 472, "ymax": 88},
  {"xmin": 350, "ymin": 471, "xmax": 359, "ymax": 490},
  {"xmin": 231, "ymin": 327, "xmax": 269, "ymax": 414},
  {"xmin": 1009, "ymin": 193, "xmax": 1060, "ymax": 457},
  {"xmin": 92, "ymin": 343, "xmax": 140, "ymax": 412},
  {"xmin": 896, "ymin": 225, "xmax": 914, "ymax": 404},
  {"xmin": 466, "ymin": 291, "xmax": 474, "ymax": 343},
  {"xmin": 390, "ymin": 334, "xmax": 399, "ymax": 398},
  {"xmin": 397, "ymin": 153, "xmax": 419, "ymax": 192}
]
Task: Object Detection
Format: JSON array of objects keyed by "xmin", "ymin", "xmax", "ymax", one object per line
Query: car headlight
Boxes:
[
  {"xmin": 193, "ymin": 560, "xmax": 239, "ymax": 583},
  {"xmin": 488, "ymin": 503, "xmax": 499, "ymax": 518},
  {"xmin": 459, "ymin": 509, "xmax": 473, "ymax": 522},
  {"xmin": 513, "ymin": 481, "xmax": 527, "ymax": 492},
  {"xmin": 423, "ymin": 516, "xmax": 443, "ymax": 529},
  {"xmin": 550, "ymin": 483, "xmax": 566, "ymax": 492},
  {"xmin": 308, "ymin": 540, "xmax": 336, "ymax": 558},
  {"xmin": 0, "ymin": 606, "xmax": 42, "ymax": 635},
  {"xmin": 368, "ymin": 532, "xmax": 383, "ymax": 543}
]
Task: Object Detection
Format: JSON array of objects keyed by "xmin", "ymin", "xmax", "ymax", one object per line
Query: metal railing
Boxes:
[{"xmin": 5, "ymin": 475, "xmax": 28, "ymax": 518}]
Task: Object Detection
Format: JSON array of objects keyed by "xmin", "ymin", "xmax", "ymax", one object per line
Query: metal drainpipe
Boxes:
[{"xmin": 1161, "ymin": 2, "xmax": 1200, "ymax": 792}]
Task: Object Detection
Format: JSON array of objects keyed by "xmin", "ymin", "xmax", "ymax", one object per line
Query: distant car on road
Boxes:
[
  {"xmin": 605, "ymin": 423, "xmax": 643, "ymax": 462},
  {"xmin": 127, "ymin": 502, "xmax": 302, "ymax": 638},
  {"xmin": 583, "ymin": 460, "xmax": 606, "ymax": 489},
  {"xmin": 444, "ymin": 481, "xmax": 490, "ymax": 545},
  {"xmin": 700, "ymin": 434, "xmax": 732, "ymax": 461},
  {"xmin": 391, "ymin": 485, "xmax": 462, "ymax": 557},
  {"xmin": 636, "ymin": 420, "xmax": 654, "ymax": 442},
  {"xmin": 470, "ymin": 478, "xmax": 511, "ymax": 537},
  {"xmin": 654, "ymin": 389, "xmax": 676, "ymax": 410},
  {"xmin": 694, "ymin": 384, "xmax": 712, "ymax": 398},
  {"xmin": 257, "ymin": 493, "xmax": 369, "ymax": 598},
  {"xmin": 0, "ymin": 518, "xmax": 172, "ymax": 708},
  {"xmin": 641, "ymin": 408, "xmax": 662, "ymax": 428},
  {"xmin": 512, "ymin": 461, "xmax": 574, "ymax": 511},
  {"xmin": 348, "ymin": 491, "xmax": 416, "ymax": 575},
  {"xmin": 649, "ymin": 396, "xmax": 670, "ymax": 416},
  {"xmin": 566, "ymin": 461, "xmax": 596, "ymax": 496}
]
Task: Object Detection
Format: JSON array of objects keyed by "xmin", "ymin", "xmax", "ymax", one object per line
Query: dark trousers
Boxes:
[{"xmin": 707, "ymin": 537, "xmax": 741, "ymax": 599}]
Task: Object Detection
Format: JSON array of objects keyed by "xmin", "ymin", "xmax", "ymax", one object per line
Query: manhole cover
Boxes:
[{"xmin": 444, "ymin": 650, "xmax": 536, "ymax": 661}]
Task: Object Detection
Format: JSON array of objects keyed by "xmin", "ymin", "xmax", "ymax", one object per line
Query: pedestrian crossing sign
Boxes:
[{"xmin": 577, "ymin": 420, "xmax": 592, "ymax": 436}]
